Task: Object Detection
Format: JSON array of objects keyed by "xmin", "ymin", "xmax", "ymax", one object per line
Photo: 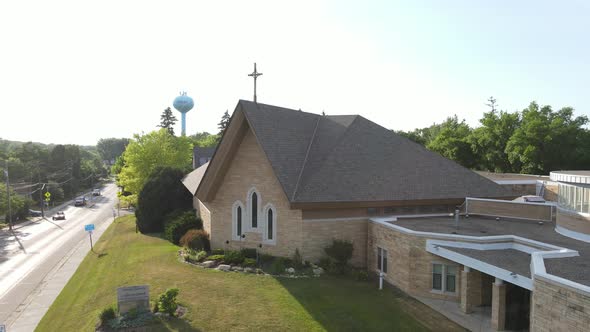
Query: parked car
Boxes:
[
  {"xmin": 29, "ymin": 209, "xmax": 42, "ymax": 217},
  {"xmin": 74, "ymin": 197, "xmax": 86, "ymax": 207},
  {"xmin": 92, "ymin": 188, "xmax": 101, "ymax": 196},
  {"xmin": 52, "ymin": 211, "xmax": 66, "ymax": 221}
]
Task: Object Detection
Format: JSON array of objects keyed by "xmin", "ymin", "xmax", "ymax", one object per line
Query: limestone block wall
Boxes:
[
  {"xmin": 467, "ymin": 199, "xmax": 553, "ymax": 221},
  {"xmin": 556, "ymin": 209, "xmax": 590, "ymax": 235},
  {"xmin": 368, "ymin": 222, "xmax": 462, "ymax": 301},
  {"xmin": 203, "ymin": 129, "xmax": 304, "ymax": 258},
  {"xmin": 530, "ymin": 278, "xmax": 590, "ymax": 332},
  {"xmin": 301, "ymin": 219, "xmax": 368, "ymax": 267}
]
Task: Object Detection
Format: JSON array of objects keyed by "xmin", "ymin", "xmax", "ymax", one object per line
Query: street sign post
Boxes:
[{"xmin": 85, "ymin": 224, "xmax": 95, "ymax": 251}]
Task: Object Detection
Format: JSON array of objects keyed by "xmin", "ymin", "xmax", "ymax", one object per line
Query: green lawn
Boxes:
[{"xmin": 37, "ymin": 215, "xmax": 465, "ymax": 331}]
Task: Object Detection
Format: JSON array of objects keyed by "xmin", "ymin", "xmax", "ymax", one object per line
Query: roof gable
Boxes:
[{"xmin": 196, "ymin": 100, "xmax": 511, "ymax": 205}]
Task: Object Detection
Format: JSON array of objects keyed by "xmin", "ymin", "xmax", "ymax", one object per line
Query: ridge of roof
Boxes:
[{"xmin": 291, "ymin": 115, "xmax": 322, "ymax": 200}]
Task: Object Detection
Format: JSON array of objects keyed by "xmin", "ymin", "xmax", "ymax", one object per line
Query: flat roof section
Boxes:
[
  {"xmin": 391, "ymin": 215, "xmax": 590, "ymax": 286},
  {"xmin": 442, "ymin": 247, "xmax": 531, "ymax": 278}
]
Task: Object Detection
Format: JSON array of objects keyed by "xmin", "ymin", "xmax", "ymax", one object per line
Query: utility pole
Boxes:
[
  {"xmin": 4, "ymin": 160, "xmax": 13, "ymax": 231},
  {"xmin": 39, "ymin": 183, "xmax": 46, "ymax": 218}
]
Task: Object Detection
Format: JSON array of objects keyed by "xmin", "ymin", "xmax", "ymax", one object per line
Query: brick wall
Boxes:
[
  {"xmin": 302, "ymin": 219, "xmax": 368, "ymax": 267},
  {"xmin": 368, "ymin": 221, "xmax": 462, "ymax": 301},
  {"xmin": 201, "ymin": 129, "xmax": 304, "ymax": 258},
  {"xmin": 530, "ymin": 278, "xmax": 590, "ymax": 332}
]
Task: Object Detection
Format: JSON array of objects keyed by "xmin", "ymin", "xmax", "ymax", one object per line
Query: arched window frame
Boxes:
[
  {"xmin": 232, "ymin": 201, "xmax": 245, "ymax": 241},
  {"xmin": 263, "ymin": 203, "xmax": 277, "ymax": 245},
  {"xmin": 247, "ymin": 187, "xmax": 261, "ymax": 232}
]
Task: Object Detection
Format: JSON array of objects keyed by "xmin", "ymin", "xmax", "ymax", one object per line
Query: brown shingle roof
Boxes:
[{"xmin": 239, "ymin": 100, "xmax": 510, "ymax": 203}]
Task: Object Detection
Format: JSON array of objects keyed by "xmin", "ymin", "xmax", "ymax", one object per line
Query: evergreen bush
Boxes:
[
  {"xmin": 164, "ymin": 211, "xmax": 202, "ymax": 244},
  {"xmin": 179, "ymin": 229, "xmax": 210, "ymax": 251}
]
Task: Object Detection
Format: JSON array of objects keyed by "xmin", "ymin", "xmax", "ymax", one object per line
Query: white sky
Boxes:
[{"xmin": 1, "ymin": 0, "xmax": 589, "ymax": 145}]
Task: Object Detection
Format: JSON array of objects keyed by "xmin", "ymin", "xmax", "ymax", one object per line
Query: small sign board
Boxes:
[
  {"xmin": 44, "ymin": 191, "xmax": 51, "ymax": 198},
  {"xmin": 84, "ymin": 224, "xmax": 95, "ymax": 232},
  {"xmin": 117, "ymin": 285, "xmax": 150, "ymax": 314}
]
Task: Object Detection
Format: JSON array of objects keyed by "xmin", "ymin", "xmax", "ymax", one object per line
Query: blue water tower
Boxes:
[{"xmin": 173, "ymin": 92, "xmax": 195, "ymax": 136}]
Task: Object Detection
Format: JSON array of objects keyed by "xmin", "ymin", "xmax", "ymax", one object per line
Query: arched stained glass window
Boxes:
[
  {"xmin": 267, "ymin": 208, "xmax": 273, "ymax": 240},
  {"xmin": 251, "ymin": 192, "xmax": 258, "ymax": 228}
]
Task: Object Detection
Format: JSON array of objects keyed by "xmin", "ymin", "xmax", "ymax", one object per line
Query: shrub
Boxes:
[
  {"xmin": 136, "ymin": 167, "xmax": 193, "ymax": 233},
  {"xmin": 259, "ymin": 253, "xmax": 274, "ymax": 264},
  {"xmin": 241, "ymin": 248, "xmax": 258, "ymax": 259},
  {"xmin": 207, "ymin": 254, "xmax": 224, "ymax": 261},
  {"xmin": 211, "ymin": 248, "xmax": 224, "ymax": 255},
  {"xmin": 99, "ymin": 306, "xmax": 116, "ymax": 323},
  {"xmin": 269, "ymin": 257, "xmax": 287, "ymax": 275},
  {"xmin": 224, "ymin": 251, "xmax": 245, "ymax": 265},
  {"xmin": 318, "ymin": 257, "xmax": 332, "ymax": 269},
  {"xmin": 324, "ymin": 239, "xmax": 354, "ymax": 266},
  {"xmin": 164, "ymin": 210, "xmax": 203, "ymax": 245},
  {"xmin": 354, "ymin": 269, "xmax": 369, "ymax": 282},
  {"xmin": 179, "ymin": 229, "xmax": 210, "ymax": 251},
  {"xmin": 195, "ymin": 250, "xmax": 208, "ymax": 262},
  {"xmin": 157, "ymin": 288, "xmax": 180, "ymax": 315},
  {"xmin": 292, "ymin": 248, "xmax": 304, "ymax": 269},
  {"xmin": 243, "ymin": 258, "xmax": 257, "ymax": 267}
]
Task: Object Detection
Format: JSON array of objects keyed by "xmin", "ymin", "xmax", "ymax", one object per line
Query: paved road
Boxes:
[{"xmin": 0, "ymin": 182, "xmax": 120, "ymax": 331}]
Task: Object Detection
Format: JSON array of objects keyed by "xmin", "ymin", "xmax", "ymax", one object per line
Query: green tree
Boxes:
[
  {"xmin": 426, "ymin": 116, "xmax": 477, "ymax": 168},
  {"xmin": 217, "ymin": 110, "xmax": 231, "ymax": 137},
  {"xmin": 135, "ymin": 167, "xmax": 192, "ymax": 233},
  {"xmin": 505, "ymin": 102, "xmax": 588, "ymax": 174},
  {"xmin": 470, "ymin": 99, "xmax": 521, "ymax": 172},
  {"xmin": 96, "ymin": 138, "xmax": 129, "ymax": 162},
  {"xmin": 189, "ymin": 132, "xmax": 219, "ymax": 148},
  {"xmin": 158, "ymin": 107, "xmax": 178, "ymax": 135},
  {"xmin": 118, "ymin": 129, "xmax": 192, "ymax": 204}
]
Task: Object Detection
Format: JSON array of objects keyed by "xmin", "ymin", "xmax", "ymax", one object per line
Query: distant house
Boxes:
[
  {"xmin": 192, "ymin": 146, "xmax": 215, "ymax": 169},
  {"xmin": 182, "ymin": 100, "xmax": 590, "ymax": 331}
]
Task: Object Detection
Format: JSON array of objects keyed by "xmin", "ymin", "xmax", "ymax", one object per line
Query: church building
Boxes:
[
  {"xmin": 183, "ymin": 100, "xmax": 590, "ymax": 331},
  {"xmin": 182, "ymin": 100, "xmax": 509, "ymax": 266}
]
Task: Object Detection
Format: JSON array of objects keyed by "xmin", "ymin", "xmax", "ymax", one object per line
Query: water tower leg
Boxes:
[{"xmin": 181, "ymin": 112, "xmax": 186, "ymax": 136}]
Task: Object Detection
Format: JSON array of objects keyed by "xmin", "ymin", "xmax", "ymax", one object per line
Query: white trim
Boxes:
[
  {"xmin": 377, "ymin": 246, "xmax": 388, "ymax": 274},
  {"xmin": 246, "ymin": 187, "xmax": 261, "ymax": 232},
  {"xmin": 557, "ymin": 206, "xmax": 590, "ymax": 218},
  {"xmin": 232, "ymin": 201, "xmax": 245, "ymax": 241},
  {"xmin": 550, "ymin": 171, "xmax": 590, "ymax": 184},
  {"xmin": 555, "ymin": 225, "xmax": 590, "ymax": 243},
  {"xmin": 262, "ymin": 203, "xmax": 277, "ymax": 245}
]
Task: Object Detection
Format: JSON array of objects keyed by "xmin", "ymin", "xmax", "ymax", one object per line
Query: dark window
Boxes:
[
  {"xmin": 432, "ymin": 264, "xmax": 442, "ymax": 290},
  {"xmin": 446, "ymin": 266, "xmax": 457, "ymax": 293},
  {"xmin": 251, "ymin": 192, "xmax": 258, "ymax": 228},
  {"xmin": 267, "ymin": 209, "xmax": 273, "ymax": 240},
  {"xmin": 367, "ymin": 207, "xmax": 380, "ymax": 216},
  {"xmin": 237, "ymin": 206, "xmax": 242, "ymax": 237},
  {"xmin": 377, "ymin": 247, "xmax": 388, "ymax": 273}
]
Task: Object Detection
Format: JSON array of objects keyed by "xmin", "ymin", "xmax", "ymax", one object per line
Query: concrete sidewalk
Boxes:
[{"xmin": 5, "ymin": 215, "xmax": 117, "ymax": 331}]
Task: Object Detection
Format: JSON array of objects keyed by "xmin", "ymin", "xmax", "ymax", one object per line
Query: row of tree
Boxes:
[
  {"xmin": 396, "ymin": 98, "xmax": 590, "ymax": 174},
  {"xmin": 0, "ymin": 140, "xmax": 108, "ymax": 220}
]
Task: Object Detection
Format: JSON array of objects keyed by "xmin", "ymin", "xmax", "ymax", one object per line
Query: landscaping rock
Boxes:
[
  {"xmin": 217, "ymin": 264, "xmax": 231, "ymax": 271},
  {"xmin": 285, "ymin": 267, "xmax": 295, "ymax": 274},
  {"xmin": 244, "ymin": 267, "xmax": 254, "ymax": 273},
  {"xmin": 201, "ymin": 260, "xmax": 216, "ymax": 268},
  {"xmin": 232, "ymin": 266, "xmax": 244, "ymax": 272},
  {"xmin": 313, "ymin": 267, "xmax": 324, "ymax": 276}
]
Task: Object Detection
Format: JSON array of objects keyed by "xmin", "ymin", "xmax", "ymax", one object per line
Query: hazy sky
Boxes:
[{"xmin": 1, "ymin": 0, "xmax": 589, "ymax": 145}]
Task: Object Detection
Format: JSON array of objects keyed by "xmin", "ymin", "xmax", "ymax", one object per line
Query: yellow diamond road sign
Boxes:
[{"xmin": 45, "ymin": 192, "xmax": 51, "ymax": 198}]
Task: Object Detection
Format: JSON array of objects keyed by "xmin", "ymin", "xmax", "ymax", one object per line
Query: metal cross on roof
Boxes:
[{"xmin": 248, "ymin": 62, "xmax": 263, "ymax": 103}]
